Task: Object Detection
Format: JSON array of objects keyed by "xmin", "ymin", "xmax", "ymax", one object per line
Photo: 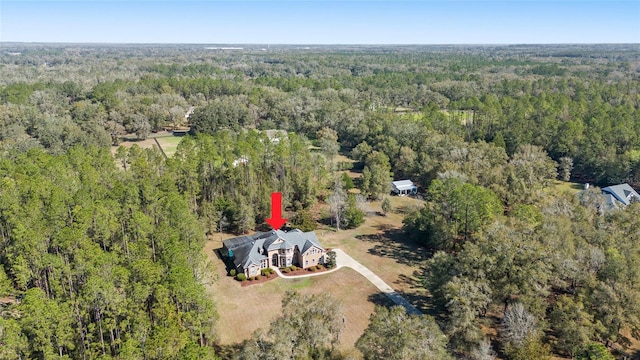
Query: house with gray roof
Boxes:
[
  {"xmin": 221, "ymin": 229, "xmax": 326, "ymax": 277},
  {"xmin": 601, "ymin": 183, "xmax": 640, "ymax": 209}
]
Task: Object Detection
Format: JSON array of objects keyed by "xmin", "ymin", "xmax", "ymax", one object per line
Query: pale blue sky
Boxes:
[{"xmin": 1, "ymin": 1, "xmax": 638, "ymax": 44}]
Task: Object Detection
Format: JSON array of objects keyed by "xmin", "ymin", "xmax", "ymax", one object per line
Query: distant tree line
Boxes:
[{"xmin": 2, "ymin": 45, "xmax": 639, "ymax": 187}]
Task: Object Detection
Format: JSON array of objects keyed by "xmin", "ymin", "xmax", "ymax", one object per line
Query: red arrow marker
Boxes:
[{"xmin": 266, "ymin": 192, "xmax": 287, "ymax": 230}]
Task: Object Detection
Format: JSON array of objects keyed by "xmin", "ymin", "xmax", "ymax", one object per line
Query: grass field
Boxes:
[
  {"xmin": 316, "ymin": 196, "xmax": 430, "ymax": 311},
  {"xmin": 550, "ymin": 179, "xmax": 583, "ymax": 195},
  {"xmin": 155, "ymin": 135, "xmax": 182, "ymax": 157},
  {"xmin": 110, "ymin": 132, "xmax": 183, "ymax": 158},
  {"xmin": 204, "ymin": 195, "xmax": 427, "ymax": 355}
]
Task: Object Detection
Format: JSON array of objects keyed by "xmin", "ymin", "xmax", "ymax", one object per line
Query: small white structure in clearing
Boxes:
[{"xmin": 391, "ymin": 180, "xmax": 417, "ymax": 196}]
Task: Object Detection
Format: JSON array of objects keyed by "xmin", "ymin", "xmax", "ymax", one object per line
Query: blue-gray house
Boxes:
[{"xmin": 601, "ymin": 183, "xmax": 640, "ymax": 209}]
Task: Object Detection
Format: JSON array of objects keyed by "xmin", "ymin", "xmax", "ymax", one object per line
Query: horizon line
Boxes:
[{"xmin": 2, "ymin": 41, "xmax": 639, "ymax": 46}]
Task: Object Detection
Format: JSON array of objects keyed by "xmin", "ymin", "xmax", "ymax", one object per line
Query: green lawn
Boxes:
[
  {"xmin": 551, "ymin": 180, "xmax": 583, "ymax": 195},
  {"xmin": 155, "ymin": 136, "xmax": 183, "ymax": 157}
]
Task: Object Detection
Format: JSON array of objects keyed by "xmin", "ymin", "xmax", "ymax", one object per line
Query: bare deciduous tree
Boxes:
[
  {"xmin": 502, "ymin": 303, "xmax": 538, "ymax": 347},
  {"xmin": 328, "ymin": 177, "xmax": 346, "ymax": 230},
  {"xmin": 471, "ymin": 338, "xmax": 496, "ymax": 360}
]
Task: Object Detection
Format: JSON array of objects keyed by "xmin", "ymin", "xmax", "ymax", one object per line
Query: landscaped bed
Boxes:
[
  {"xmin": 239, "ymin": 272, "xmax": 278, "ymax": 287},
  {"xmin": 280, "ymin": 264, "xmax": 328, "ymax": 276},
  {"xmin": 235, "ymin": 264, "xmax": 330, "ymax": 286}
]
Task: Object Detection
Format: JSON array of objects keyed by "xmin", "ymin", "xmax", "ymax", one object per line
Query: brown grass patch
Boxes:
[
  {"xmin": 109, "ymin": 137, "xmax": 158, "ymax": 156},
  {"xmin": 617, "ymin": 328, "xmax": 640, "ymax": 359},
  {"xmin": 109, "ymin": 131, "xmax": 180, "ymax": 158},
  {"xmin": 315, "ymin": 196, "xmax": 431, "ymax": 310}
]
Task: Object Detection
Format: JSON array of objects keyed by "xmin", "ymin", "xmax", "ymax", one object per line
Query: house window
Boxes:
[
  {"xmin": 305, "ymin": 260, "xmax": 308, "ymax": 266},
  {"xmin": 312, "ymin": 258, "xmax": 316, "ymax": 263}
]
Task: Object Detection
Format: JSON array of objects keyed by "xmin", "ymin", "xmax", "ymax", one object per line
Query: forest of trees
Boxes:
[
  {"xmin": 0, "ymin": 146, "xmax": 217, "ymax": 359},
  {"xmin": 0, "ymin": 43, "xmax": 639, "ymax": 359}
]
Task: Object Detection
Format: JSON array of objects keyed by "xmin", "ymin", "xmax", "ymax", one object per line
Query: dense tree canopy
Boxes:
[
  {"xmin": 403, "ymin": 177, "xmax": 503, "ymax": 251},
  {"xmin": 1, "ymin": 44, "xmax": 638, "ymax": 189},
  {"xmin": 356, "ymin": 306, "xmax": 452, "ymax": 360},
  {"xmin": 0, "ymin": 146, "xmax": 217, "ymax": 359},
  {"xmin": 423, "ymin": 195, "xmax": 640, "ymax": 358},
  {"xmin": 1, "ymin": 43, "xmax": 639, "ymax": 359}
]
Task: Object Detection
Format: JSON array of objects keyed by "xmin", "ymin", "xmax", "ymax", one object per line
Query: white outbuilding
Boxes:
[{"xmin": 391, "ymin": 180, "xmax": 417, "ymax": 196}]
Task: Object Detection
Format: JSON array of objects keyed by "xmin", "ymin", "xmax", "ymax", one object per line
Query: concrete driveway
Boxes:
[{"xmin": 276, "ymin": 248, "xmax": 422, "ymax": 315}]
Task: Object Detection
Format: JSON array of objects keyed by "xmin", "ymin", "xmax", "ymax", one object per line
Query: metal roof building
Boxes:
[{"xmin": 391, "ymin": 180, "xmax": 417, "ymax": 195}]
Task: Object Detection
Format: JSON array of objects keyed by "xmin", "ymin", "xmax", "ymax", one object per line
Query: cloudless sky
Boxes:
[{"xmin": 1, "ymin": 1, "xmax": 638, "ymax": 44}]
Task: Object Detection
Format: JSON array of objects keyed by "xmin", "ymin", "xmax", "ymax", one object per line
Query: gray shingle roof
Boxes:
[
  {"xmin": 601, "ymin": 183, "xmax": 640, "ymax": 206},
  {"xmin": 222, "ymin": 229, "xmax": 324, "ymax": 270},
  {"xmin": 222, "ymin": 235, "xmax": 253, "ymax": 251},
  {"xmin": 603, "ymin": 193, "xmax": 620, "ymax": 210}
]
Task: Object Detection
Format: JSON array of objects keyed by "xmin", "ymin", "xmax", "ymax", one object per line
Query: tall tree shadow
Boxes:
[
  {"xmin": 356, "ymin": 226, "xmax": 430, "ymax": 268},
  {"xmin": 394, "ymin": 271, "xmax": 436, "ymax": 316},
  {"xmin": 358, "ymin": 226, "xmax": 437, "ymax": 315},
  {"xmin": 367, "ymin": 292, "xmax": 396, "ymax": 308},
  {"xmin": 367, "ymin": 288, "xmax": 437, "ymax": 318},
  {"xmin": 213, "ymin": 343, "xmax": 241, "ymax": 359}
]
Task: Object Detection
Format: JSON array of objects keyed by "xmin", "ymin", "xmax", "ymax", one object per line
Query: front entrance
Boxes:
[{"xmin": 272, "ymin": 254, "xmax": 278, "ymax": 267}]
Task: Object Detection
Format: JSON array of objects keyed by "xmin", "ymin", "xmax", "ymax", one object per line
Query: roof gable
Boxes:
[
  {"xmin": 224, "ymin": 229, "xmax": 324, "ymax": 270},
  {"xmin": 602, "ymin": 183, "xmax": 640, "ymax": 206}
]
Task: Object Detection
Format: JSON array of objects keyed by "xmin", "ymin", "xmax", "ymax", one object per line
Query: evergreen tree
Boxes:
[
  {"xmin": 362, "ymin": 151, "xmax": 392, "ymax": 200},
  {"xmin": 290, "ymin": 209, "xmax": 317, "ymax": 232},
  {"xmin": 342, "ymin": 194, "xmax": 365, "ymax": 229},
  {"xmin": 381, "ymin": 197, "xmax": 391, "ymax": 216}
]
